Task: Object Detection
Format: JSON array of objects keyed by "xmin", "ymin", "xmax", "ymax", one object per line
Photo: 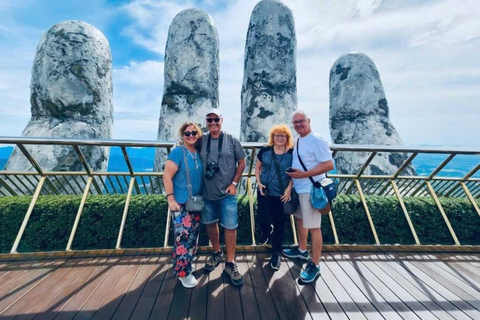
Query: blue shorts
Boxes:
[{"xmin": 201, "ymin": 195, "xmax": 238, "ymax": 229}]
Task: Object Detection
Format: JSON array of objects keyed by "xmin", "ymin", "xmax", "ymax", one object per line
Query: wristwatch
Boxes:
[{"xmin": 232, "ymin": 181, "xmax": 238, "ymax": 186}]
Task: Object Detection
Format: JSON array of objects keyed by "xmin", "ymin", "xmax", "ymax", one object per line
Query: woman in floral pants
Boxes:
[
  {"xmin": 172, "ymin": 210, "xmax": 201, "ymax": 278},
  {"xmin": 164, "ymin": 122, "xmax": 204, "ymax": 288}
]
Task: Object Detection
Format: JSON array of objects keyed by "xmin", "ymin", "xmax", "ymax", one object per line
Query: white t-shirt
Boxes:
[{"xmin": 292, "ymin": 130, "xmax": 333, "ymax": 193}]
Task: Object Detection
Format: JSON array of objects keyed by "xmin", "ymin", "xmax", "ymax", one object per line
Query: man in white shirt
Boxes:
[{"xmin": 284, "ymin": 110, "xmax": 334, "ymax": 283}]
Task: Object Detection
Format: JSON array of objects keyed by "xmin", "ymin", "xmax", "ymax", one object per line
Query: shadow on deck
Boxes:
[{"xmin": 1, "ymin": 250, "xmax": 480, "ymax": 320}]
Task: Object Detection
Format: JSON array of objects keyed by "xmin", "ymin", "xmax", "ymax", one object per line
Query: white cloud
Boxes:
[
  {"xmin": 120, "ymin": 0, "xmax": 194, "ymax": 54},
  {"xmin": 113, "ymin": 60, "xmax": 164, "ymax": 139},
  {"xmin": 1, "ymin": 0, "xmax": 480, "ymax": 148}
]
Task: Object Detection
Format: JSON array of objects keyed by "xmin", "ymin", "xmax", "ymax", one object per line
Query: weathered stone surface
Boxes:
[
  {"xmin": 154, "ymin": 8, "xmax": 219, "ymax": 170},
  {"xmin": 240, "ymin": 0, "xmax": 297, "ymax": 142},
  {"xmin": 329, "ymin": 53, "xmax": 416, "ymax": 175},
  {"xmin": 4, "ymin": 20, "xmax": 113, "ymax": 193}
]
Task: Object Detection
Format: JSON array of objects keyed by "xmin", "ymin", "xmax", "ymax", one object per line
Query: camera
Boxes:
[{"xmin": 205, "ymin": 162, "xmax": 220, "ymax": 180}]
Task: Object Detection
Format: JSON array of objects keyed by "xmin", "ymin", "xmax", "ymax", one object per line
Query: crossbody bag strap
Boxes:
[
  {"xmin": 296, "ymin": 138, "xmax": 320, "ymax": 187},
  {"xmin": 271, "ymin": 147, "xmax": 286, "ymax": 193},
  {"xmin": 181, "ymin": 147, "xmax": 193, "ymax": 198},
  {"xmin": 206, "ymin": 132, "xmax": 224, "ymax": 163}
]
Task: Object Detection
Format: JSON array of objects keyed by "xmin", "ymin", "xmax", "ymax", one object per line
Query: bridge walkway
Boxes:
[{"xmin": 1, "ymin": 249, "xmax": 480, "ymax": 319}]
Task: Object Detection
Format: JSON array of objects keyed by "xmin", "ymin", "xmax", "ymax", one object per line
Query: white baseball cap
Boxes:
[{"xmin": 205, "ymin": 108, "xmax": 222, "ymax": 117}]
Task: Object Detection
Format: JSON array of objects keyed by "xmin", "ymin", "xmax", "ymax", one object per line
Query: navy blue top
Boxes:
[
  {"xmin": 257, "ymin": 147, "xmax": 293, "ymax": 197},
  {"xmin": 167, "ymin": 146, "xmax": 203, "ymax": 204}
]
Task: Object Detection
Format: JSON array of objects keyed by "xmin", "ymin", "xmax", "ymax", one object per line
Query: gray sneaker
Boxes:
[
  {"xmin": 224, "ymin": 262, "xmax": 243, "ymax": 286},
  {"xmin": 205, "ymin": 251, "xmax": 223, "ymax": 272}
]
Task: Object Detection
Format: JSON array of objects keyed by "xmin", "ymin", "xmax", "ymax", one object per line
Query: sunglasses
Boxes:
[
  {"xmin": 206, "ymin": 117, "xmax": 221, "ymax": 123},
  {"xmin": 184, "ymin": 131, "xmax": 198, "ymax": 137},
  {"xmin": 292, "ymin": 119, "xmax": 307, "ymax": 125}
]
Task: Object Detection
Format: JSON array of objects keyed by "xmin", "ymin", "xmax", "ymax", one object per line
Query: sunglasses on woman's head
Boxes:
[
  {"xmin": 206, "ymin": 117, "xmax": 221, "ymax": 123},
  {"xmin": 184, "ymin": 131, "xmax": 198, "ymax": 137}
]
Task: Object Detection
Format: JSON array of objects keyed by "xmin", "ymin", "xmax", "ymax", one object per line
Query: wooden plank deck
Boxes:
[{"xmin": 1, "ymin": 251, "xmax": 479, "ymax": 320}]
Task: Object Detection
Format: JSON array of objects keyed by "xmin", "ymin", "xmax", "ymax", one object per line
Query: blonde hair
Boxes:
[
  {"xmin": 267, "ymin": 124, "xmax": 293, "ymax": 149},
  {"xmin": 178, "ymin": 122, "xmax": 203, "ymax": 140}
]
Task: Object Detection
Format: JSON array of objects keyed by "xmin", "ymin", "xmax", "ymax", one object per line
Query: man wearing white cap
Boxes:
[{"xmin": 197, "ymin": 108, "xmax": 246, "ymax": 286}]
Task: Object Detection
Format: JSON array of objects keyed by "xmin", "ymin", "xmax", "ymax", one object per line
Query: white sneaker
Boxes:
[{"xmin": 178, "ymin": 274, "xmax": 197, "ymax": 288}]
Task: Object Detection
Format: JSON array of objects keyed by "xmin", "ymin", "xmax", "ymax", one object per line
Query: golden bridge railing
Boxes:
[{"xmin": 1, "ymin": 137, "xmax": 480, "ymax": 254}]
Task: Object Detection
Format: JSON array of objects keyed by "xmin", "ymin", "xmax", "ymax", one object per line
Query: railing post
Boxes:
[
  {"xmin": 116, "ymin": 177, "xmax": 136, "ymax": 249},
  {"xmin": 355, "ymin": 179, "xmax": 380, "ymax": 245},
  {"xmin": 460, "ymin": 182, "xmax": 480, "ymax": 219},
  {"xmin": 164, "ymin": 208, "xmax": 172, "ymax": 247},
  {"xmin": 10, "ymin": 176, "xmax": 46, "ymax": 253},
  {"xmin": 426, "ymin": 181, "xmax": 460, "ymax": 245},
  {"xmin": 391, "ymin": 180, "xmax": 420, "ymax": 245},
  {"xmin": 121, "ymin": 146, "xmax": 141, "ymax": 194},
  {"xmin": 344, "ymin": 152, "xmax": 377, "ymax": 195},
  {"xmin": 328, "ymin": 210, "xmax": 340, "ymax": 245},
  {"xmin": 247, "ymin": 177, "xmax": 256, "ymax": 246},
  {"xmin": 73, "ymin": 145, "xmax": 102, "ymax": 194},
  {"xmin": 444, "ymin": 161, "xmax": 480, "ymax": 197},
  {"xmin": 411, "ymin": 154, "xmax": 456, "ymax": 197},
  {"xmin": 290, "ymin": 214, "xmax": 298, "ymax": 245},
  {"xmin": 0, "ymin": 176, "xmax": 18, "ymax": 196},
  {"xmin": 66, "ymin": 176, "xmax": 93, "ymax": 251}
]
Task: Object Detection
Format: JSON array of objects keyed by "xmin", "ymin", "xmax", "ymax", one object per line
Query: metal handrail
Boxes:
[{"xmin": 1, "ymin": 136, "xmax": 479, "ymax": 253}]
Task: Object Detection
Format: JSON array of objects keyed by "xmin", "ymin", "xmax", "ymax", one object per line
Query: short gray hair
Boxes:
[{"xmin": 292, "ymin": 109, "xmax": 309, "ymax": 120}]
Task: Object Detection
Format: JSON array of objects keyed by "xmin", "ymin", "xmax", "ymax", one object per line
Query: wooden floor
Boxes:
[{"xmin": 1, "ymin": 250, "xmax": 480, "ymax": 320}]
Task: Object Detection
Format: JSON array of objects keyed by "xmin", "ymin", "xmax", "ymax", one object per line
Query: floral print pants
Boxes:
[{"xmin": 172, "ymin": 207, "xmax": 200, "ymax": 277}]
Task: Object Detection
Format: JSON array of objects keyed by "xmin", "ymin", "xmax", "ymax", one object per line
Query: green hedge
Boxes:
[{"xmin": 1, "ymin": 194, "xmax": 479, "ymax": 253}]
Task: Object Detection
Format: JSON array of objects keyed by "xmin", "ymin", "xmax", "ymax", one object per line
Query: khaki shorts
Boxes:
[{"xmin": 293, "ymin": 193, "xmax": 322, "ymax": 229}]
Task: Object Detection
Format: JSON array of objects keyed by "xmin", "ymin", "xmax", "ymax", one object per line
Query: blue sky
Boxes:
[{"xmin": 0, "ymin": 0, "xmax": 479, "ymax": 147}]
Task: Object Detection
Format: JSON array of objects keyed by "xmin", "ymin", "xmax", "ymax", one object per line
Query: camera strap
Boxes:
[
  {"xmin": 271, "ymin": 147, "xmax": 286, "ymax": 193},
  {"xmin": 296, "ymin": 138, "xmax": 321, "ymax": 188},
  {"xmin": 206, "ymin": 132, "xmax": 224, "ymax": 163}
]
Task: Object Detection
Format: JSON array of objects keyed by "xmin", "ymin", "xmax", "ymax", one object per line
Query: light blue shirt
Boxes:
[{"xmin": 167, "ymin": 146, "xmax": 203, "ymax": 204}]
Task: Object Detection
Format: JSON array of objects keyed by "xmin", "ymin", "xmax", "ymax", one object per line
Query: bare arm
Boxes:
[
  {"xmin": 255, "ymin": 159, "xmax": 265, "ymax": 196},
  {"xmin": 287, "ymin": 160, "xmax": 334, "ymax": 179},
  {"xmin": 226, "ymin": 158, "xmax": 246, "ymax": 195},
  {"xmin": 163, "ymin": 160, "xmax": 181, "ymax": 211},
  {"xmin": 280, "ymin": 178, "xmax": 293, "ymax": 203}
]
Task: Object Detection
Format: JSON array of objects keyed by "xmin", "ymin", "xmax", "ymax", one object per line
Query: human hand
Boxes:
[
  {"xmin": 286, "ymin": 168, "xmax": 305, "ymax": 179},
  {"xmin": 168, "ymin": 198, "xmax": 181, "ymax": 211},
  {"xmin": 280, "ymin": 188, "xmax": 292, "ymax": 203},
  {"xmin": 225, "ymin": 184, "xmax": 237, "ymax": 195},
  {"xmin": 258, "ymin": 182, "xmax": 266, "ymax": 196}
]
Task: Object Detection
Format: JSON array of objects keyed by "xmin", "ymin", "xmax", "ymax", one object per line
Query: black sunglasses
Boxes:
[
  {"xmin": 184, "ymin": 131, "xmax": 198, "ymax": 137},
  {"xmin": 206, "ymin": 117, "xmax": 221, "ymax": 123}
]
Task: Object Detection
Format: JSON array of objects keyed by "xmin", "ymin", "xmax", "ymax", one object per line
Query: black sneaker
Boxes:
[
  {"xmin": 205, "ymin": 250, "xmax": 223, "ymax": 272},
  {"xmin": 269, "ymin": 251, "xmax": 281, "ymax": 270},
  {"xmin": 224, "ymin": 262, "xmax": 243, "ymax": 286},
  {"xmin": 257, "ymin": 224, "xmax": 274, "ymax": 245}
]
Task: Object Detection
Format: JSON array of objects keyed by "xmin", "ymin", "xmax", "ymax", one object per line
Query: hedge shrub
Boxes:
[{"xmin": 1, "ymin": 194, "xmax": 479, "ymax": 253}]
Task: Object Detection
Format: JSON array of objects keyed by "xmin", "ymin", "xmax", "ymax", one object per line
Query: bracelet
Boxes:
[
  {"xmin": 166, "ymin": 193, "xmax": 174, "ymax": 198},
  {"xmin": 232, "ymin": 181, "xmax": 238, "ymax": 187}
]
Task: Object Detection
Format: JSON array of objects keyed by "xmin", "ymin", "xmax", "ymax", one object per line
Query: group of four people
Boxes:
[{"xmin": 163, "ymin": 108, "xmax": 334, "ymax": 288}]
